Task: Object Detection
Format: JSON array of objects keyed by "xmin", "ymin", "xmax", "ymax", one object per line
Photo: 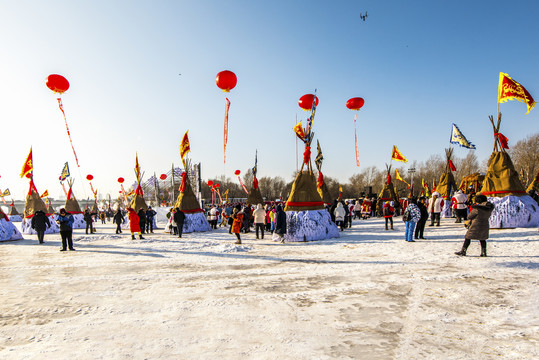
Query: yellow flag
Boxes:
[
  {"xmin": 293, "ymin": 122, "xmax": 305, "ymax": 142},
  {"xmin": 395, "ymin": 169, "xmax": 409, "ymax": 186},
  {"xmin": 391, "ymin": 145, "xmax": 408, "ymax": 163},
  {"xmin": 498, "ymin": 72, "xmax": 535, "ymax": 114},
  {"xmin": 339, "ymin": 185, "xmax": 343, "ymax": 192},
  {"xmin": 40, "ymin": 190, "xmax": 49, "ymax": 198}
]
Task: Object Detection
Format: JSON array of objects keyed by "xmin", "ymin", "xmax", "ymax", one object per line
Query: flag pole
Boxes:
[{"xmin": 295, "ymin": 113, "xmax": 298, "ymax": 173}]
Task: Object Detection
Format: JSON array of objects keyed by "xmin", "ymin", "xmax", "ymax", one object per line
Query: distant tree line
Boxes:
[{"xmin": 139, "ymin": 132, "xmax": 538, "ymax": 204}]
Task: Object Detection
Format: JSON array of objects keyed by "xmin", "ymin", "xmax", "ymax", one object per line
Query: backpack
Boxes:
[{"xmin": 402, "ymin": 209, "xmax": 411, "ymax": 222}]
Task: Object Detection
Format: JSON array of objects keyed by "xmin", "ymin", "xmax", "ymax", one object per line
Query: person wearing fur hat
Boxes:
[
  {"xmin": 455, "ymin": 194, "xmax": 494, "ymax": 257},
  {"xmin": 127, "ymin": 208, "xmax": 144, "ymax": 240}
]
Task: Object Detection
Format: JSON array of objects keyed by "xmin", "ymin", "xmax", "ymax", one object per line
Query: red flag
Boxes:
[
  {"xmin": 179, "ymin": 130, "xmax": 191, "ymax": 160},
  {"xmin": 448, "ymin": 159, "xmax": 456, "ymax": 171},
  {"xmin": 20, "ymin": 147, "xmax": 33, "ymax": 178},
  {"xmin": 318, "ymin": 171, "xmax": 324, "ymax": 189},
  {"xmin": 253, "ymin": 177, "xmax": 259, "ymax": 189},
  {"xmin": 391, "ymin": 145, "xmax": 408, "ymax": 163},
  {"xmin": 498, "ymin": 72, "xmax": 535, "ymax": 114},
  {"xmin": 495, "ymin": 133, "xmax": 509, "ymax": 149},
  {"xmin": 223, "ymin": 98, "xmax": 230, "ymax": 163}
]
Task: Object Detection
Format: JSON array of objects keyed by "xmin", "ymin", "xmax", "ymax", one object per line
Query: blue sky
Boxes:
[{"xmin": 1, "ymin": 0, "xmax": 538, "ymax": 200}]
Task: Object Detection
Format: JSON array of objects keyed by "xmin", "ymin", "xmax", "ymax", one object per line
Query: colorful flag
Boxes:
[
  {"xmin": 180, "ymin": 130, "xmax": 191, "ymax": 160},
  {"xmin": 20, "ymin": 147, "xmax": 33, "ymax": 178},
  {"xmin": 450, "ymin": 123, "xmax": 476, "ymax": 149},
  {"xmin": 391, "ymin": 145, "xmax": 408, "ymax": 163},
  {"xmin": 1, "ymin": 189, "xmax": 10, "ymax": 197},
  {"xmin": 395, "ymin": 169, "xmax": 409, "ymax": 186},
  {"xmin": 40, "ymin": 190, "xmax": 49, "ymax": 198},
  {"xmin": 252, "ymin": 150, "xmax": 258, "ymax": 177},
  {"xmin": 315, "ymin": 140, "xmax": 324, "ymax": 170},
  {"xmin": 126, "ymin": 190, "xmax": 135, "ymax": 196},
  {"xmin": 498, "ymin": 72, "xmax": 535, "ymax": 114},
  {"xmin": 60, "ymin": 162, "xmax": 70, "ymax": 181},
  {"xmin": 339, "ymin": 185, "xmax": 343, "ymax": 193},
  {"xmin": 293, "ymin": 121, "xmax": 305, "ymax": 142},
  {"xmin": 224, "ymin": 98, "xmax": 230, "ymax": 163},
  {"xmin": 134, "ymin": 154, "xmax": 141, "ymax": 182}
]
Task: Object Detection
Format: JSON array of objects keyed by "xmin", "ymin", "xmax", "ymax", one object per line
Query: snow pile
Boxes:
[
  {"xmin": 71, "ymin": 213, "xmax": 87, "ymax": 229},
  {"xmin": 441, "ymin": 201, "xmax": 452, "ymax": 218},
  {"xmin": 488, "ymin": 195, "xmax": 539, "ymax": 228},
  {"xmin": 164, "ymin": 212, "xmax": 211, "ymax": 233},
  {"xmin": 0, "ymin": 218, "xmax": 23, "ymax": 241},
  {"xmin": 21, "ymin": 216, "xmax": 60, "ymax": 234},
  {"xmin": 8, "ymin": 214, "xmax": 22, "ymax": 222},
  {"xmin": 276, "ymin": 209, "xmax": 340, "ymax": 242}
]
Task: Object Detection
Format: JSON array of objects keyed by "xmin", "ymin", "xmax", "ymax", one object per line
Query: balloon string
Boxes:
[
  {"xmin": 354, "ymin": 114, "xmax": 360, "ymax": 167},
  {"xmin": 57, "ymin": 98, "xmax": 80, "ymax": 167}
]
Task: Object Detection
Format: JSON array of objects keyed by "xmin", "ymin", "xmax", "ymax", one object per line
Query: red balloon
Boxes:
[
  {"xmin": 207, "ymin": 180, "xmax": 214, "ymax": 187},
  {"xmin": 346, "ymin": 97, "xmax": 365, "ymax": 111},
  {"xmin": 46, "ymin": 74, "xmax": 70, "ymax": 94},
  {"xmin": 86, "ymin": 174, "xmax": 94, "ymax": 181},
  {"xmin": 234, "ymin": 170, "xmax": 241, "ymax": 176},
  {"xmin": 216, "ymin": 70, "xmax": 237, "ymax": 92},
  {"xmin": 117, "ymin": 177, "xmax": 124, "ymax": 184},
  {"xmin": 160, "ymin": 174, "xmax": 167, "ymax": 180},
  {"xmin": 298, "ymin": 94, "xmax": 319, "ymax": 111}
]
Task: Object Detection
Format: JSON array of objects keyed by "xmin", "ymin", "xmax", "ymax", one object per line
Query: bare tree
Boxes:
[{"xmin": 509, "ymin": 133, "xmax": 539, "ymax": 187}]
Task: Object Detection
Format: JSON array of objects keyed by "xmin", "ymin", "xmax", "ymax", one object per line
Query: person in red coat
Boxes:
[
  {"xmin": 382, "ymin": 201, "xmax": 395, "ymax": 230},
  {"xmin": 127, "ymin": 208, "xmax": 144, "ymax": 240}
]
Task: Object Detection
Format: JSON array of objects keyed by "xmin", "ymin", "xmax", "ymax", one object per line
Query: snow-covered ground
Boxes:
[{"xmin": 0, "ymin": 216, "xmax": 537, "ymax": 359}]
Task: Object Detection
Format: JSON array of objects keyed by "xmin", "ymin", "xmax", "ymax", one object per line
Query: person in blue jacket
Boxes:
[
  {"xmin": 145, "ymin": 206, "xmax": 157, "ymax": 233},
  {"xmin": 56, "ymin": 208, "xmax": 75, "ymax": 251}
]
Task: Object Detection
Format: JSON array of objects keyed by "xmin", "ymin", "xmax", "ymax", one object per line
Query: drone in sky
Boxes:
[{"xmin": 360, "ymin": 11, "xmax": 368, "ymax": 21}]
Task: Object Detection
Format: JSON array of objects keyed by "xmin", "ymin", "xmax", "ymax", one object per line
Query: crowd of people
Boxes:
[{"xmin": 27, "ymin": 188, "xmax": 539, "ymax": 257}]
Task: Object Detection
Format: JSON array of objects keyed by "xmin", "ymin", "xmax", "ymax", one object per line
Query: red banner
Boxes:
[
  {"xmin": 354, "ymin": 114, "xmax": 360, "ymax": 167},
  {"xmin": 498, "ymin": 72, "xmax": 535, "ymax": 114},
  {"xmin": 57, "ymin": 98, "xmax": 80, "ymax": 167},
  {"xmin": 224, "ymin": 98, "xmax": 230, "ymax": 163}
]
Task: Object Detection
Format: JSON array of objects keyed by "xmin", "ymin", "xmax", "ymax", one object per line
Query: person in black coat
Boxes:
[
  {"xmin": 329, "ymin": 200, "xmax": 338, "ymax": 223},
  {"xmin": 414, "ymin": 197, "xmax": 429, "ymax": 239},
  {"xmin": 83, "ymin": 209, "xmax": 96, "ymax": 234},
  {"xmin": 31, "ymin": 210, "xmax": 50, "ymax": 244},
  {"xmin": 173, "ymin": 208, "xmax": 185, "ymax": 238},
  {"xmin": 145, "ymin": 206, "xmax": 156, "ymax": 233},
  {"xmin": 137, "ymin": 209, "xmax": 147, "ymax": 234},
  {"xmin": 113, "ymin": 209, "xmax": 124, "ymax": 234},
  {"xmin": 274, "ymin": 204, "xmax": 287, "ymax": 243}
]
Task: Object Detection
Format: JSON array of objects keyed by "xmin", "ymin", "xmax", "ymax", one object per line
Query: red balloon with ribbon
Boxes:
[
  {"xmin": 86, "ymin": 174, "xmax": 97, "ymax": 199},
  {"xmin": 46, "ymin": 74, "xmax": 80, "ymax": 168},
  {"xmin": 217, "ymin": 70, "xmax": 236, "ymax": 164},
  {"xmin": 117, "ymin": 177, "xmax": 128, "ymax": 207},
  {"xmin": 234, "ymin": 170, "xmax": 249, "ymax": 194},
  {"xmin": 346, "ymin": 97, "xmax": 365, "ymax": 167}
]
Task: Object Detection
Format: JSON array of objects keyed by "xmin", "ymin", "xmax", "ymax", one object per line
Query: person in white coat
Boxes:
[
  {"xmin": 428, "ymin": 192, "xmax": 444, "ymax": 226},
  {"xmin": 253, "ymin": 203, "xmax": 266, "ymax": 239},
  {"xmin": 334, "ymin": 202, "xmax": 346, "ymax": 231},
  {"xmin": 451, "ymin": 190, "xmax": 468, "ymax": 223}
]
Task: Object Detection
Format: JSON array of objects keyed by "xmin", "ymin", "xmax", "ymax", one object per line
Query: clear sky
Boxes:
[{"xmin": 1, "ymin": 0, "xmax": 538, "ymax": 200}]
